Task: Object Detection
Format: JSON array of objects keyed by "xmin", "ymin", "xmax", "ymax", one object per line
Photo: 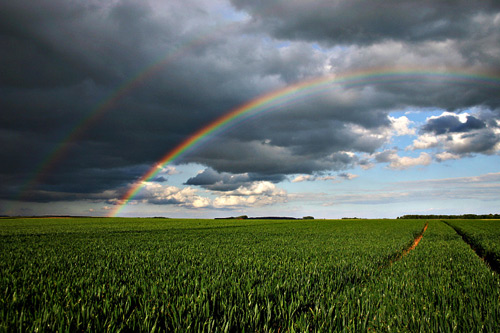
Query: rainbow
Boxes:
[{"xmin": 108, "ymin": 68, "xmax": 500, "ymax": 217}]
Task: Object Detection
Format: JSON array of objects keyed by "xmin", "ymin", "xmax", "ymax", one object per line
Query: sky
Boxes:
[{"xmin": 1, "ymin": 0, "xmax": 500, "ymax": 218}]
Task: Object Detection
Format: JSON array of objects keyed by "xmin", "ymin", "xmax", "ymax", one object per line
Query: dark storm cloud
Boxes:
[
  {"xmin": 184, "ymin": 167, "xmax": 287, "ymax": 191},
  {"xmin": 1, "ymin": 164, "xmax": 149, "ymax": 203},
  {"xmin": 0, "ymin": 0, "xmax": 246, "ymax": 197},
  {"xmin": 223, "ymin": 117, "xmax": 386, "ymax": 156},
  {"xmin": 421, "ymin": 115, "xmax": 486, "ymax": 134},
  {"xmin": 1, "ymin": 0, "xmax": 500, "ymax": 205},
  {"xmin": 0, "ymin": 0, "xmax": 138, "ymax": 87},
  {"xmin": 452, "ymin": 131, "xmax": 499, "ymax": 155},
  {"xmin": 185, "ymin": 168, "xmax": 252, "ymax": 191},
  {"xmin": 185, "ymin": 138, "xmax": 359, "ymax": 177},
  {"xmin": 413, "ymin": 111, "xmax": 500, "ymax": 157},
  {"xmin": 231, "ymin": 0, "xmax": 500, "ymax": 45},
  {"xmin": 0, "ymin": 0, "xmax": 342, "ymax": 202}
]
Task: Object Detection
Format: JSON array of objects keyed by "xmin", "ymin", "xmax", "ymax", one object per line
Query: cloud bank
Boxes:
[{"xmin": 0, "ymin": 0, "xmax": 499, "ymax": 214}]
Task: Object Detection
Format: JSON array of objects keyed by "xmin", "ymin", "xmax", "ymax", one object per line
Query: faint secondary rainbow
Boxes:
[
  {"xmin": 15, "ymin": 22, "xmax": 239, "ymax": 201},
  {"xmin": 109, "ymin": 68, "xmax": 500, "ymax": 217}
]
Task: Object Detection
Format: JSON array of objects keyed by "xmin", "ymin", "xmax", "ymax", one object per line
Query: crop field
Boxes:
[{"xmin": 1, "ymin": 218, "xmax": 499, "ymax": 332}]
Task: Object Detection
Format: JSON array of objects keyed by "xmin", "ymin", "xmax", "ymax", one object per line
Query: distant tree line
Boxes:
[
  {"xmin": 398, "ymin": 214, "xmax": 500, "ymax": 219},
  {"xmin": 216, "ymin": 216, "xmax": 315, "ymax": 220}
]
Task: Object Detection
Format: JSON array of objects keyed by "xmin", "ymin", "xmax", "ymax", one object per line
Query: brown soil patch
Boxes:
[
  {"xmin": 403, "ymin": 223, "xmax": 428, "ymax": 255},
  {"xmin": 385, "ymin": 222, "xmax": 428, "ymax": 267}
]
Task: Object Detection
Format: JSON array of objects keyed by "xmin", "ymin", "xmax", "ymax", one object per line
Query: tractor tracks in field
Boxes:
[
  {"xmin": 403, "ymin": 222, "xmax": 428, "ymax": 256},
  {"xmin": 380, "ymin": 222, "xmax": 429, "ymax": 269},
  {"xmin": 441, "ymin": 220, "xmax": 500, "ymax": 275},
  {"xmin": 295, "ymin": 222, "xmax": 430, "ymax": 320}
]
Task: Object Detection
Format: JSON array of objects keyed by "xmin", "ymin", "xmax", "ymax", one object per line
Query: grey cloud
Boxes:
[
  {"xmin": 327, "ymin": 42, "xmax": 500, "ymax": 111},
  {"xmin": 374, "ymin": 149, "xmax": 395, "ymax": 164},
  {"xmin": 450, "ymin": 131, "xmax": 499, "ymax": 155},
  {"xmin": 0, "ymin": 1, "xmax": 129, "ymax": 87},
  {"xmin": 8, "ymin": 164, "xmax": 149, "ymax": 203},
  {"xmin": 185, "ymin": 168, "xmax": 252, "ymax": 191},
  {"xmin": 152, "ymin": 176, "xmax": 168, "ymax": 182},
  {"xmin": 231, "ymin": 0, "xmax": 500, "ymax": 45},
  {"xmin": 185, "ymin": 138, "xmax": 359, "ymax": 177},
  {"xmin": 248, "ymin": 121, "xmax": 383, "ymax": 156},
  {"xmin": 338, "ymin": 173, "xmax": 358, "ymax": 180},
  {"xmin": 421, "ymin": 115, "xmax": 486, "ymax": 134},
  {"xmin": 413, "ymin": 111, "xmax": 500, "ymax": 157}
]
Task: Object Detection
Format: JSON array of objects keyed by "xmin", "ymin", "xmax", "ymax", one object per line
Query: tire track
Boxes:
[
  {"xmin": 382, "ymin": 222, "xmax": 429, "ymax": 268},
  {"xmin": 403, "ymin": 222, "xmax": 428, "ymax": 255},
  {"xmin": 442, "ymin": 220, "xmax": 500, "ymax": 275},
  {"xmin": 296, "ymin": 222, "xmax": 430, "ymax": 319}
]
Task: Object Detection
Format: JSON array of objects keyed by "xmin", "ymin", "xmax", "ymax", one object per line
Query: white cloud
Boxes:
[
  {"xmin": 226, "ymin": 181, "xmax": 285, "ymax": 196},
  {"xmin": 321, "ymin": 191, "xmax": 412, "ymax": 206},
  {"xmin": 410, "ymin": 133, "xmax": 439, "ymax": 150},
  {"xmin": 398, "ymin": 172, "xmax": 500, "ymax": 187},
  {"xmin": 159, "ymin": 165, "xmax": 179, "ymax": 175},
  {"xmin": 295, "ymin": 172, "xmax": 500, "ymax": 208},
  {"xmin": 213, "ymin": 196, "xmax": 249, "ymax": 207},
  {"xmin": 389, "ymin": 115, "xmax": 415, "ymax": 136},
  {"xmin": 292, "ymin": 174, "xmax": 337, "ymax": 183},
  {"xmin": 376, "ymin": 150, "xmax": 432, "ymax": 170},
  {"xmin": 141, "ymin": 183, "xmax": 211, "ymax": 208},
  {"xmin": 359, "ymin": 161, "xmax": 375, "ymax": 170},
  {"xmin": 292, "ymin": 175, "xmax": 315, "ymax": 183},
  {"xmin": 435, "ymin": 152, "xmax": 461, "ymax": 162},
  {"xmin": 213, "ymin": 181, "xmax": 288, "ymax": 208},
  {"xmin": 427, "ymin": 111, "xmax": 468, "ymax": 123},
  {"xmin": 349, "ymin": 124, "xmax": 390, "ymax": 144},
  {"xmin": 133, "ymin": 181, "xmax": 289, "ymax": 209},
  {"xmin": 317, "ymin": 175, "xmax": 337, "ymax": 181},
  {"xmin": 388, "ymin": 152, "xmax": 432, "ymax": 170},
  {"xmin": 390, "ymin": 172, "xmax": 500, "ymax": 202},
  {"xmin": 338, "ymin": 173, "xmax": 500, "ymax": 207}
]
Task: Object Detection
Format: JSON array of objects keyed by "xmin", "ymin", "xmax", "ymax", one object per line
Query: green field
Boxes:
[{"xmin": 1, "ymin": 218, "xmax": 499, "ymax": 332}]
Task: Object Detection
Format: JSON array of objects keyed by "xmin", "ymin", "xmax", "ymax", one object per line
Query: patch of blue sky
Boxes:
[
  {"xmin": 357, "ymin": 151, "xmax": 500, "ymax": 191},
  {"xmin": 212, "ymin": 1, "xmax": 250, "ymax": 23},
  {"xmin": 431, "ymin": 153, "xmax": 500, "ymax": 178},
  {"xmin": 153, "ymin": 162, "xmax": 206, "ymax": 188},
  {"xmin": 388, "ymin": 135, "xmax": 415, "ymax": 151},
  {"xmin": 391, "ymin": 108, "xmax": 444, "ymax": 124}
]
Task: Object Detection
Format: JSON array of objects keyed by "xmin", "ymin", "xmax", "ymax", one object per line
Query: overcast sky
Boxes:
[{"xmin": 1, "ymin": 0, "xmax": 500, "ymax": 218}]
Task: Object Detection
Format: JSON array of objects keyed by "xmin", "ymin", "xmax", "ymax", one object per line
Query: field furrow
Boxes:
[
  {"xmin": 443, "ymin": 219, "xmax": 500, "ymax": 275},
  {"xmin": 382, "ymin": 222, "xmax": 429, "ymax": 269}
]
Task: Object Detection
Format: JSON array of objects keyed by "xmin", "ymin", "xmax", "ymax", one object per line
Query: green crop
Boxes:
[
  {"xmin": 354, "ymin": 220, "xmax": 500, "ymax": 332},
  {"xmin": 0, "ymin": 218, "xmax": 498, "ymax": 332},
  {"xmin": 444, "ymin": 219, "xmax": 500, "ymax": 273}
]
